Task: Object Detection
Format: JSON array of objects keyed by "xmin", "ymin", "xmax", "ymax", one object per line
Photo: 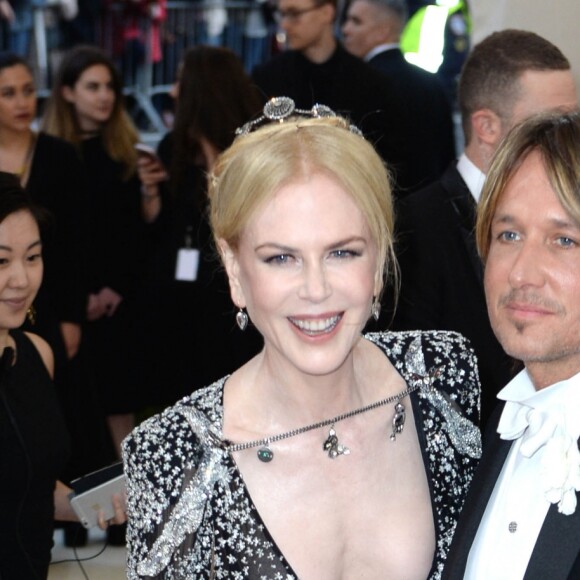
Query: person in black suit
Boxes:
[
  {"xmin": 342, "ymin": 0, "xmax": 455, "ymax": 190},
  {"xmin": 388, "ymin": 30, "xmax": 577, "ymax": 427},
  {"xmin": 251, "ymin": 0, "xmax": 419, "ymax": 194},
  {"xmin": 443, "ymin": 109, "xmax": 580, "ymax": 580}
]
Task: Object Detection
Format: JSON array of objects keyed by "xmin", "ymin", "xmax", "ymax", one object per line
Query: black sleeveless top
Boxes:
[{"xmin": 0, "ymin": 330, "xmax": 70, "ymax": 579}]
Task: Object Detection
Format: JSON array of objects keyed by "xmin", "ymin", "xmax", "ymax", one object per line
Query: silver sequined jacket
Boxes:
[{"xmin": 123, "ymin": 331, "xmax": 482, "ymax": 579}]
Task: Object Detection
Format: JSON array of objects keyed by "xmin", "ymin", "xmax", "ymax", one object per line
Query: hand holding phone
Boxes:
[
  {"xmin": 135, "ymin": 143, "xmax": 168, "ymax": 188},
  {"xmin": 68, "ymin": 462, "xmax": 126, "ymax": 529},
  {"xmin": 135, "ymin": 143, "xmax": 162, "ymax": 164}
]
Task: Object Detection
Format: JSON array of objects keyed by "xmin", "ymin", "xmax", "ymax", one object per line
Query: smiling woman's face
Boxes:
[
  {"xmin": 0, "ymin": 210, "xmax": 43, "ymax": 332},
  {"xmin": 222, "ymin": 171, "xmax": 380, "ymax": 378}
]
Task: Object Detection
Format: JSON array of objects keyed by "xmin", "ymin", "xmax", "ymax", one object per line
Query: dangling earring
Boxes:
[
  {"xmin": 236, "ymin": 308, "xmax": 248, "ymax": 331},
  {"xmin": 27, "ymin": 305, "xmax": 36, "ymax": 325},
  {"xmin": 371, "ymin": 298, "xmax": 380, "ymax": 322}
]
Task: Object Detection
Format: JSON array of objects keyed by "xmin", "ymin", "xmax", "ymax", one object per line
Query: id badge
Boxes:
[{"xmin": 175, "ymin": 248, "xmax": 200, "ymax": 281}]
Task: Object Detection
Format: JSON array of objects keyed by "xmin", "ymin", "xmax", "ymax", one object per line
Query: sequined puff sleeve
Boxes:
[{"xmin": 122, "ymin": 403, "xmax": 207, "ymax": 579}]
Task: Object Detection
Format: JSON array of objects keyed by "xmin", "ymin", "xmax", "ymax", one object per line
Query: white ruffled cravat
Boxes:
[{"xmin": 498, "ymin": 394, "xmax": 580, "ymax": 515}]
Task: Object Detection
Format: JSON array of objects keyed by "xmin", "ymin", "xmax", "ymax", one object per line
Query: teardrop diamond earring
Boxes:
[{"xmin": 236, "ymin": 308, "xmax": 248, "ymax": 331}]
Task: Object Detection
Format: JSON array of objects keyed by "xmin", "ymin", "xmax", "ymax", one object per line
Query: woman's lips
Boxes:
[
  {"xmin": 288, "ymin": 314, "xmax": 342, "ymax": 336},
  {"xmin": 2, "ymin": 297, "xmax": 28, "ymax": 310}
]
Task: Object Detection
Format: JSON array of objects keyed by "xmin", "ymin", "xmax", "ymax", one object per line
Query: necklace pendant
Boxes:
[
  {"xmin": 323, "ymin": 426, "xmax": 350, "ymax": 459},
  {"xmin": 390, "ymin": 402, "xmax": 406, "ymax": 441},
  {"xmin": 257, "ymin": 440, "xmax": 273, "ymax": 463}
]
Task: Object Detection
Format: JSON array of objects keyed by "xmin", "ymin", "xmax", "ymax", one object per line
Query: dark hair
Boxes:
[
  {"xmin": 0, "ymin": 52, "xmax": 32, "ymax": 74},
  {"xmin": 170, "ymin": 46, "xmax": 262, "ymax": 198},
  {"xmin": 57, "ymin": 46, "xmax": 123, "ymax": 98},
  {"xmin": 458, "ymin": 29, "xmax": 571, "ymax": 143},
  {"xmin": 0, "ymin": 172, "xmax": 48, "ymax": 231},
  {"xmin": 42, "ymin": 45, "xmax": 139, "ymax": 177}
]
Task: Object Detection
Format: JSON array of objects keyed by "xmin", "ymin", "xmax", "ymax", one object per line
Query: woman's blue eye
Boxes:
[
  {"xmin": 331, "ymin": 249, "xmax": 360, "ymax": 258},
  {"xmin": 265, "ymin": 254, "xmax": 292, "ymax": 264}
]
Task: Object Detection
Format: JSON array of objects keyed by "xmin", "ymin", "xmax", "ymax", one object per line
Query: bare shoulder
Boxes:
[{"xmin": 23, "ymin": 332, "xmax": 55, "ymax": 379}]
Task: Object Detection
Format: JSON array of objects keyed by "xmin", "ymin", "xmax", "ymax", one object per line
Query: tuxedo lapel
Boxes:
[
  {"xmin": 443, "ymin": 408, "xmax": 512, "ymax": 578},
  {"xmin": 524, "ymin": 471, "xmax": 580, "ymax": 579},
  {"xmin": 440, "ymin": 166, "xmax": 484, "ymax": 286}
]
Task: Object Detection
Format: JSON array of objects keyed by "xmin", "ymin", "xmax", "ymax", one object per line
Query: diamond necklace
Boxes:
[{"xmin": 225, "ymin": 383, "xmax": 420, "ymax": 463}]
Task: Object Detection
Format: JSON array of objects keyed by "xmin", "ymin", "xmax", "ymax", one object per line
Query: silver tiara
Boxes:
[{"xmin": 235, "ymin": 96, "xmax": 364, "ymax": 137}]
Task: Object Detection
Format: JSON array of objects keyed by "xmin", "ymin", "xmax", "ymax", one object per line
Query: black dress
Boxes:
[
  {"xmin": 24, "ymin": 132, "xmax": 88, "ymax": 378},
  {"xmin": 0, "ymin": 331, "xmax": 70, "ymax": 580},
  {"xmin": 123, "ymin": 331, "xmax": 481, "ymax": 579},
  {"xmin": 80, "ymin": 135, "xmax": 144, "ymax": 414},
  {"xmin": 128, "ymin": 132, "xmax": 261, "ymax": 407},
  {"xmin": 24, "ymin": 132, "xmax": 114, "ymax": 483}
]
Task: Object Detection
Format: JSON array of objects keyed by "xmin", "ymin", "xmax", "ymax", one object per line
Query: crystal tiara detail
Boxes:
[{"xmin": 235, "ymin": 96, "xmax": 364, "ymax": 137}]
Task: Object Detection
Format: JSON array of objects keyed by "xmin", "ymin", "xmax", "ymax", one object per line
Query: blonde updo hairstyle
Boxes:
[{"xmin": 208, "ymin": 116, "xmax": 397, "ymax": 299}]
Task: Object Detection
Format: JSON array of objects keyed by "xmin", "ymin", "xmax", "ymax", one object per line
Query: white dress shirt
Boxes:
[
  {"xmin": 456, "ymin": 153, "xmax": 486, "ymax": 203},
  {"xmin": 465, "ymin": 369, "xmax": 580, "ymax": 579}
]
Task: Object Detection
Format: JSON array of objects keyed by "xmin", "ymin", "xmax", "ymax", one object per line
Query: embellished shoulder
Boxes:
[
  {"xmin": 124, "ymin": 377, "xmax": 298, "ymax": 579},
  {"xmin": 365, "ymin": 330, "xmax": 480, "ymax": 427},
  {"xmin": 365, "ymin": 330, "xmax": 482, "ymax": 579},
  {"xmin": 122, "ymin": 379, "xmax": 229, "ymax": 578}
]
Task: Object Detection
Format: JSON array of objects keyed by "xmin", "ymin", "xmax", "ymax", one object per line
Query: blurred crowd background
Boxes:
[{"xmin": 0, "ymin": 0, "xmax": 475, "ymax": 140}]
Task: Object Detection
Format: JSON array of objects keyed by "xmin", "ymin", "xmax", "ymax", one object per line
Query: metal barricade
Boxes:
[
  {"xmin": 99, "ymin": 0, "xmax": 275, "ymax": 133},
  {"xmin": 31, "ymin": 1, "xmax": 276, "ymax": 135}
]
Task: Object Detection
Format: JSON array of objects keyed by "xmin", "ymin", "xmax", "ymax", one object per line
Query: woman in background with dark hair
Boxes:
[
  {"xmin": 0, "ymin": 173, "xmax": 125, "ymax": 578},
  {"xmin": 0, "ymin": 53, "xmax": 115, "ymax": 548},
  {"xmin": 134, "ymin": 45, "xmax": 262, "ymax": 406},
  {"xmin": 43, "ymin": 45, "xmax": 143, "ymax": 458},
  {"xmin": 0, "ymin": 51, "xmax": 86, "ymax": 385},
  {"xmin": 0, "ymin": 172, "xmax": 69, "ymax": 580},
  {"xmin": 138, "ymin": 44, "xmax": 263, "ymax": 222}
]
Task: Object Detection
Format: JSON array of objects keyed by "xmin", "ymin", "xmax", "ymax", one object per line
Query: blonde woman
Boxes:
[{"xmin": 123, "ymin": 98, "xmax": 482, "ymax": 579}]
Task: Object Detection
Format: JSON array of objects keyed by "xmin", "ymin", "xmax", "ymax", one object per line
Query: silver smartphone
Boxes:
[{"xmin": 68, "ymin": 462, "xmax": 125, "ymax": 529}]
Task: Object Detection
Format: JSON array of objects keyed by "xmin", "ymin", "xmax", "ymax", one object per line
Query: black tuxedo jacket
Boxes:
[
  {"xmin": 443, "ymin": 404, "xmax": 580, "ymax": 579},
  {"xmin": 252, "ymin": 44, "xmax": 425, "ymax": 194},
  {"xmin": 368, "ymin": 48, "xmax": 455, "ymax": 189},
  {"xmin": 388, "ymin": 163, "xmax": 516, "ymax": 426}
]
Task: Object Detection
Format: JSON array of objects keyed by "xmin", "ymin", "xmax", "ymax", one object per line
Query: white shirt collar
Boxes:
[
  {"xmin": 456, "ymin": 153, "xmax": 486, "ymax": 203},
  {"xmin": 499, "ymin": 367, "xmax": 580, "ymax": 406},
  {"xmin": 364, "ymin": 43, "xmax": 399, "ymax": 62},
  {"xmin": 498, "ymin": 367, "xmax": 580, "ymax": 441}
]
